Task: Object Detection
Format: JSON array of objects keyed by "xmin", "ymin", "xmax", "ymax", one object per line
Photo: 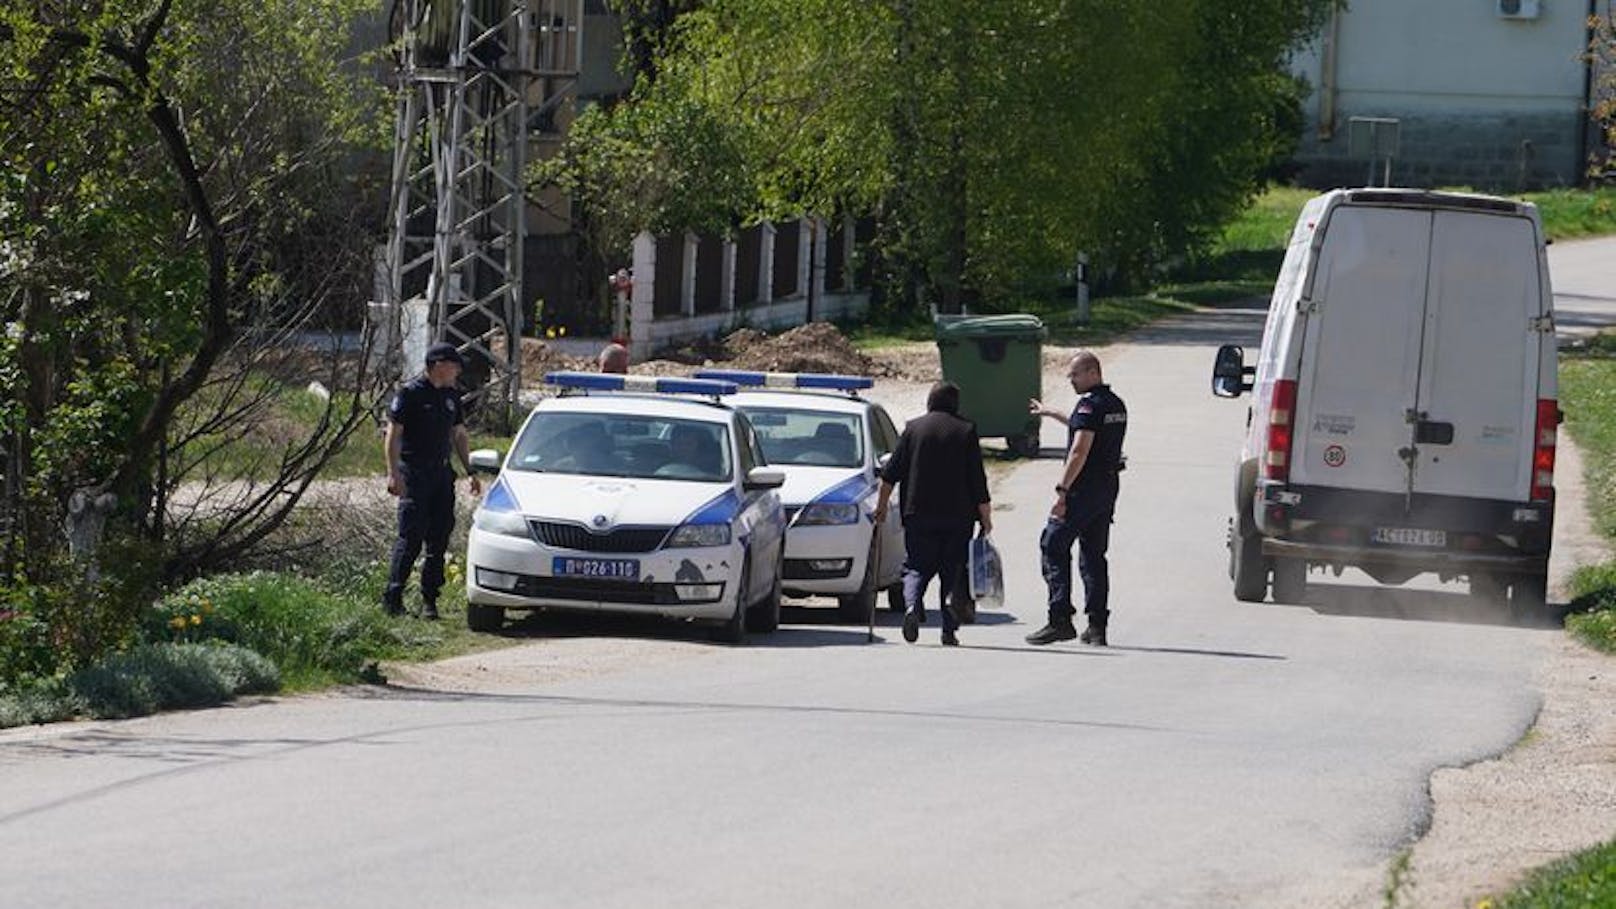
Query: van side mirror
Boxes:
[
  {"xmin": 1212, "ymin": 345, "xmax": 1255, "ymax": 398},
  {"xmin": 468, "ymin": 449, "xmax": 504, "ymax": 475}
]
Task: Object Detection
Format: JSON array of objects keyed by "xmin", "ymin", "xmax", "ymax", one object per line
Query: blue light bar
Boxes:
[
  {"xmin": 692, "ymin": 369, "xmax": 874, "ymax": 391},
  {"xmin": 543, "ymin": 371, "xmax": 738, "ymax": 396}
]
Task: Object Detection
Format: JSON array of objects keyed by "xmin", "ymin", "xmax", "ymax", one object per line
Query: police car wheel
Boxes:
[
  {"xmin": 466, "ymin": 603, "xmax": 504, "ymax": 633},
  {"xmin": 746, "ymin": 545, "xmax": 783, "ymax": 634},
  {"xmin": 710, "ymin": 555, "xmax": 751, "ymax": 644},
  {"xmin": 885, "ymin": 582, "xmax": 904, "ymax": 613},
  {"xmin": 838, "ymin": 540, "xmax": 878, "ymax": 623}
]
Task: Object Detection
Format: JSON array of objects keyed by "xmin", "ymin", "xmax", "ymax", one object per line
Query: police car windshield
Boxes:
[
  {"xmin": 509, "ymin": 412, "xmax": 732, "ymax": 482},
  {"xmin": 735, "ymin": 406, "xmax": 863, "ymax": 468}
]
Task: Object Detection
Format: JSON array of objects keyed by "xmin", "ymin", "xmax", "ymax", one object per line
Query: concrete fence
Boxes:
[{"xmin": 625, "ymin": 216, "xmax": 871, "ymax": 361}]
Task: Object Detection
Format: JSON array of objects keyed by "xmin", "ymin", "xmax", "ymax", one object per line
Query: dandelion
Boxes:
[
  {"xmin": 558, "ymin": 325, "xmax": 567, "ymax": 337},
  {"xmin": 190, "ymin": 614, "xmax": 202, "ymax": 626},
  {"xmin": 168, "ymin": 616, "xmax": 187, "ymax": 631},
  {"xmin": 544, "ymin": 327, "xmax": 556, "ymax": 339}
]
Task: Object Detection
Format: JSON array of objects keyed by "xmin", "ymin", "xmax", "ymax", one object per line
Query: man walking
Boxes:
[
  {"xmin": 873, "ymin": 382, "xmax": 992, "ymax": 646},
  {"xmin": 383, "ymin": 342, "xmax": 482, "ymax": 619},
  {"xmin": 1026, "ymin": 350, "xmax": 1127, "ymax": 646}
]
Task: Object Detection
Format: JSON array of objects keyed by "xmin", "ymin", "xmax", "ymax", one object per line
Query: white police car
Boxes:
[
  {"xmin": 694, "ymin": 370, "xmax": 906, "ymax": 622},
  {"xmin": 465, "ymin": 373, "xmax": 788, "ymax": 642}
]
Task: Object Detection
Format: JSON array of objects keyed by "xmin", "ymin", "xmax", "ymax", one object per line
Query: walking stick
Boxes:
[{"xmin": 868, "ymin": 531, "xmax": 880, "ymax": 644}]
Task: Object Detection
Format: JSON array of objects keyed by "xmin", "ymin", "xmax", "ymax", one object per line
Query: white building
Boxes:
[{"xmin": 1291, "ymin": 0, "xmax": 1607, "ymax": 189}]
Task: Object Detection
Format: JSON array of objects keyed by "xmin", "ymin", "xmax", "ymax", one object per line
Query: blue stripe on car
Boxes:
[
  {"xmin": 808, "ymin": 473, "xmax": 878, "ymax": 523},
  {"xmin": 683, "ymin": 488, "xmax": 742, "ymax": 525},
  {"xmin": 483, "ymin": 477, "xmax": 520, "ymax": 513}
]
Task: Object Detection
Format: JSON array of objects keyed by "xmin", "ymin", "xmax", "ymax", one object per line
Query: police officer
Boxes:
[
  {"xmin": 1025, "ymin": 350, "xmax": 1127, "ymax": 646},
  {"xmin": 382, "ymin": 342, "xmax": 481, "ymax": 619}
]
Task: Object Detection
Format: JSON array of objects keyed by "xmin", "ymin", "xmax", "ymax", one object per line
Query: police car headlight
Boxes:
[
  {"xmin": 473, "ymin": 508, "xmax": 530, "ymax": 538},
  {"xmin": 795, "ymin": 503, "xmax": 859, "ymax": 526},
  {"xmin": 665, "ymin": 523, "xmax": 731, "ymax": 548}
]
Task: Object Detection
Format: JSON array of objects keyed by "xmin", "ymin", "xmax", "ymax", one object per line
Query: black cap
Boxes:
[{"xmin": 425, "ymin": 342, "xmax": 464, "ymax": 367}]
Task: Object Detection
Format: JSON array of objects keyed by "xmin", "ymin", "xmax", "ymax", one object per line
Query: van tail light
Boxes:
[
  {"xmin": 1531, "ymin": 398, "xmax": 1557, "ymax": 502},
  {"xmin": 1264, "ymin": 380, "xmax": 1298, "ymax": 482}
]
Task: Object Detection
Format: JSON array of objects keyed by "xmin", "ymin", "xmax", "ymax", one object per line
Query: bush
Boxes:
[
  {"xmin": 0, "ymin": 677, "xmax": 78, "ymax": 728},
  {"xmin": 149, "ymin": 571, "xmax": 443, "ymax": 688},
  {"xmin": 66, "ymin": 642, "xmax": 279, "ymax": 720}
]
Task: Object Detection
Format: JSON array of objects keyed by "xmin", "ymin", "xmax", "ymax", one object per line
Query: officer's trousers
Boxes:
[
  {"xmin": 1040, "ymin": 501, "xmax": 1114, "ymax": 627},
  {"xmin": 901, "ymin": 516, "xmax": 973, "ymax": 633},
  {"xmin": 385, "ymin": 464, "xmax": 456, "ymax": 609}
]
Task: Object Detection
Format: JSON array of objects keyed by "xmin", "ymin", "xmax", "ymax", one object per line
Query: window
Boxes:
[
  {"xmin": 736, "ymin": 406, "xmax": 865, "ymax": 468},
  {"xmin": 509, "ymin": 411, "xmax": 732, "ymax": 482}
]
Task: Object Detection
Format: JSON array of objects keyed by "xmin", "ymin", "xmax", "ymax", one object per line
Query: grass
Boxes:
[
  {"xmin": 1556, "ymin": 348, "xmax": 1616, "ymax": 653},
  {"xmin": 1482, "ymin": 838, "xmax": 1616, "ymax": 908}
]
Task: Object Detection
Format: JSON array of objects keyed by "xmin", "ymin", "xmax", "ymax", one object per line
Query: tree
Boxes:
[
  {"xmin": 1592, "ymin": 1, "xmax": 1615, "ymax": 177},
  {"xmin": 0, "ymin": 0, "xmax": 386, "ymax": 665}
]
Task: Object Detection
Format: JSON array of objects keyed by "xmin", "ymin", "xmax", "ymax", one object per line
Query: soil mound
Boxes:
[{"xmin": 724, "ymin": 322, "xmax": 876, "ymax": 376}]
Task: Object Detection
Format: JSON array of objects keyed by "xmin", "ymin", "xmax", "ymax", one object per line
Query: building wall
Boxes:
[{"xmin": 1292, "ymin": 0, "xmax": 1593, "ymax": 189}]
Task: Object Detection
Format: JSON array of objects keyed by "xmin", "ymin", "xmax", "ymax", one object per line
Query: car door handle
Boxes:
[{"xmin": 1415, "ymin": 420, "xmax": 1454, "ymax": 445}]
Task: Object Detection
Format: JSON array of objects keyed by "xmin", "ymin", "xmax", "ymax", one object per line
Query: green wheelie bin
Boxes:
[{"xmin": 934, "ymin": 314, "xmax": 1047, "ymax": 458}]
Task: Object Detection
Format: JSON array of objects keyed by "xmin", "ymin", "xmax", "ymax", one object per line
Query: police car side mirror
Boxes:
[
  {"xmin": 744, "ymin": 466, "xmax": 786, "ymax": 491},
  {"xmin": 468, "ymin": 449, "xmax": 504, "ymax": 475},
  {"xmin": 1212, "ymin": 345, "xmax": 1254, "ymax": 398},
  {"xmin": 876, "ymin": 453, "xmax": 892, "ymax": 473}
]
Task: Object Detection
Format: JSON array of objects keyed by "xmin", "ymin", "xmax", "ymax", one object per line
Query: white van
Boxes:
[{"xmin": 1211, "ymin": 189, "xmax": 1559, "ymax": 612}]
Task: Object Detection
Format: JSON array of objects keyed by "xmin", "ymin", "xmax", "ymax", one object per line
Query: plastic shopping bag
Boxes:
[{"xmin": 968, "ymin": 535, "xmax": 1004, "ymax": 611}]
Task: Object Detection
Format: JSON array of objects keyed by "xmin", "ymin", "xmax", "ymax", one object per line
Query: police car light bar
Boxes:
[
  {"xmin": 692, "ymin": 370, "xmax": 874, "ymax": 392},
  {"xmin": 544, "ymin": 372, "xmax": 738, "ymax": 396}
]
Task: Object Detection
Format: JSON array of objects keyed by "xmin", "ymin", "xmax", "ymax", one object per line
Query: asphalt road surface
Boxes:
[{"xmin": 2, "ymin": 238, "xmax": 1613, "ymax": 909}]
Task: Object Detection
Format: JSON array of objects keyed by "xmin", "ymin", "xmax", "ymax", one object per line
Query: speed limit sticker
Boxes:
[{"xmin": 1323, "ymin": 444, "xmax": 1347, "ymax": 468}]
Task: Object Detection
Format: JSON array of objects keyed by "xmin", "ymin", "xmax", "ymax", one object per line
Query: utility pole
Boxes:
[{"xmin": 381, "ymin": 0, "xmax": 581, "ymax": 428}]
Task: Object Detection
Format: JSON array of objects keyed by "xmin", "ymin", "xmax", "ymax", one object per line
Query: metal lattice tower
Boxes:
[{"xmin": 383, "ymin": 0, "xmax": 581, "ymax": 425}]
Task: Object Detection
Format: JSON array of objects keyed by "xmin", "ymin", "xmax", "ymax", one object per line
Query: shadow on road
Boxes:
[{"xmin": 1280, "ymin": 582, "xmax": 1567, "ymax": 630}]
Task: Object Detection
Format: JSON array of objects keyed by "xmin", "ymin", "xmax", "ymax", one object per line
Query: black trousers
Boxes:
[
  {"xmin": 1040, "ymin": 497, "xmax": 1115, "ymax": 627},
  {"xmin": 385, "ymin": 464, "xmax": 456, "ymax": 608},
  {"xmin": 901, "ymin": 516, "xmax": 974, "ymax": 633}
]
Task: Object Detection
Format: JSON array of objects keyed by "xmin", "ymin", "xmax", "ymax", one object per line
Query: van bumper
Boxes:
[{"xmin": 1260, "ymin": 538, "xmax": 1549, "ymax": 574}]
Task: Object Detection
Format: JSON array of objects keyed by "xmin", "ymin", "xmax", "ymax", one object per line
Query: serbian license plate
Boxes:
[
  {"xmin": 553, "ymin": 557, "xmax": 639, "ymax": 580},
  {"xmin": 1371, "ymin": 527, "xmax": 1447, "ymax": 548}
]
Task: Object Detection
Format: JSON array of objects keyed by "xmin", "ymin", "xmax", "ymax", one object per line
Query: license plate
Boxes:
[
  {"xmin": 553, "ymin": 557, "xmax": 639, "ymax": 580},
  {"xmin": 1371, "ymin": 527, "xmax": 1447, "ymax": 547}
]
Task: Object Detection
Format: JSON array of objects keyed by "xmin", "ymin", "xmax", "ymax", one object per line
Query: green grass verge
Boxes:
[
  {"xmin": 1557, "ymin": 351, "xmax": 1616, "ymax": 653},
  {"xmin": 1484, "ymin": 838, "xmax": 1616, "ymax": 908},
  {"xmin": 0, "ymin": 642, "xmax": 279, "ymax": 728}
]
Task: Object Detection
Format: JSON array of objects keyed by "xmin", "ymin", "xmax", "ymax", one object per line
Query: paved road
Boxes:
[
  {"xmin": 2, "ymin": 238, "xmax": 1611, "ymax": 908},
  {"xmin": 1548, "ymin": 235, "xmax": 1616, "ymax": 341}
]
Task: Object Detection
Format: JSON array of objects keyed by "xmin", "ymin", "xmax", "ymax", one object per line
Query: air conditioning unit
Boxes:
[{"xmin": 1497, "ymin": 0, "xmax": 1541, "ymax": 20}]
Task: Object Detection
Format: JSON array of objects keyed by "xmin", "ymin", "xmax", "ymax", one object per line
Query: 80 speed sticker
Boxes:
[{"xmin": 1323, "ymin": 444, "xmax": 1347, "ymax": 468}]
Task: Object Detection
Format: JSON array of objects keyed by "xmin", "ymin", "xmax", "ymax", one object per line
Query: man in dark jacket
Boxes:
[
  {"xmin": 873, "ymin": 382, "xmax": 992, "ymax": 646},
  {"xmin": 1026, "ymin": 350, "xmax": 1127, "ymax": 646}
]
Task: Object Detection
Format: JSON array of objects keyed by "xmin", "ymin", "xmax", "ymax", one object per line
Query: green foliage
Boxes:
[
  {"xmin": 1559, "ymin": 357, "xmax": 1616, "ymax": 539},
  {"xmin": 65, "ymin": 642, "xmax": 279, "ymax": 721},
  {"xmin": 0, "ymin": 676, "xmax": 77, "ymax": 729},
  {"xmin": 1523, "ymin": 188, "xmax": 1616, "ymax": 241},
  {"xmin": 149, "ymin": 572, "xmax": 449, "ymax": 689},
  {"xmin": 1487, "ymin": 837, "xmax": 1616, "ymax": 908}
]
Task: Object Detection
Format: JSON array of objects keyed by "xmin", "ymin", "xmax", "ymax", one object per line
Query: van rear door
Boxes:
[
  {"xmin": 1291, "ymin": 205, "xmax": 1431, "ymax": 495},
  {"xmin": 1409, "ymin": 211, "xmax": 1541, "ymax": 501}
]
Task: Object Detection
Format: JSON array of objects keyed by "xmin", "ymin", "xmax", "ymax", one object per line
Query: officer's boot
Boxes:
[
  {"xmin": 1079, "ymin": 621, "xmax": 1107, "ymax": 647},
  {"xmin": 1025, "ymin": 618, "xmax": 1078, "ymax": 646},
  {"xmin": 421, "ymin": 600, "xmax": 440, "ymax": 621}
]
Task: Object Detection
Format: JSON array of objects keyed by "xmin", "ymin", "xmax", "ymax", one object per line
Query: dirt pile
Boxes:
[{"xmin": 722, "ymin": 322, "xmax": 877, "ymax": 376}]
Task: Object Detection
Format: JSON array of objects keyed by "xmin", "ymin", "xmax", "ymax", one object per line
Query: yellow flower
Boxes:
[
  {"xmin": 544, "ymin": 327, "xmax": 556, "ymax": 339},
  {"xmin": 558, "ymin": 325, "xmax": 567, "ymax": 337},
  {"xmin": 168, "ymin": 616, "xmax": 187, "ymax": 631},
  {"xmin": 190, "ymin": 614, "xmax": 203, "ymax": 626}
]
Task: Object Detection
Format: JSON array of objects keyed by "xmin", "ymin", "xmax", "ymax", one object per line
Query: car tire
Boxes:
[
  {"xmin": 838, "ymin": 539, "xmax": 878, "ymax": 624},
  {"xmin": 1230, "ymin": 522, "xmax": 1268, "ymax": 603},
  {"xmin": 886, "ymin": 582, "xmax": 905, "ymax": 613},
  {"xmin": 1468, "ymin": 572, "xmax": 1508, "ymax": 602},
  {"xmin": 711, "ymin": 555, "xmax": 750, "ymax": 644},
  {"xmin": 1270, "ymin": 557, "xmax": 1308, "ymax": 604},
  {"xmin": 1508, "ymin": 573, "xmax": 1549, "ymax": 623},
  {"xmin": 466, "ymin": 603, "xmax": 504, "ymax": 633},
  {"xmin": 747, "ymin": 546, "xmax": 783, "ymax": 634}
]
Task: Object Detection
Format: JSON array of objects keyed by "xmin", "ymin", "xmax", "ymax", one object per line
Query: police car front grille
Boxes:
[{"xmin": 530, "ymin": 521, "xmax": 672, "ymax": 553}]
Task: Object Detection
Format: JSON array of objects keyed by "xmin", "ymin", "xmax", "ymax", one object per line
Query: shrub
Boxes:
[
  {"xmin": 0, "ymin": 677, "xmax": 78, "ymax": 729},
  {"xmin": 66, "ymin": 642, "xmax": 279, "ymax": 720},
  {"xmin": 149, "ymin": 571, "xmax": 442, "ymax": 688},
  {"xmin": 1566, "ymin": 562, "xmax": 1616, "ymax": 654}
]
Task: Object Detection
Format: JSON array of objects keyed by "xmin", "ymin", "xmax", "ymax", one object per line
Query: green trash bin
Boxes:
[{"xmin": 935, "ymin": 313, "xmax": 1047, "ymax": 457}]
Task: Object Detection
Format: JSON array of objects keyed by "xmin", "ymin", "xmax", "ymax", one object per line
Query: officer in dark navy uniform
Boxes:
[
  {"xmin": 1026, "ymin": 350, "xmax": 1127, "ymax": 646},
  {"xmin": 382, "ymin": 342, "xmax": 481, "ymax": 619}
]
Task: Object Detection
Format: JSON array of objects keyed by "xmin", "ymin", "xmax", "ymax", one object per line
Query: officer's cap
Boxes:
[{"xmin": 425, "ymin": 342, "xmax": 464, "ymax": 367}]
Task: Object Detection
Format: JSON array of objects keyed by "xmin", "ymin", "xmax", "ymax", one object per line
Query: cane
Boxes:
[{"xmin": 867, "ymin": 530, "xmax": 880, "ymax": 644}]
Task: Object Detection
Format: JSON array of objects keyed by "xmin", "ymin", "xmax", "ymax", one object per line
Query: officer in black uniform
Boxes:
[
  {"xmin": 382, "ymin": 342, "xmax": 481, "ymax": 619},
  {"xmin": 1026, "ymin": 350, "xmax": 1127, "ymax": 646}
]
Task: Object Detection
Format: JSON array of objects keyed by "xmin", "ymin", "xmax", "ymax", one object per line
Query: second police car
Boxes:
[
  {"xmin": 694, "ymin": 370, "xmax": 906, "ymax": 622},
  {"xmin": 464, "ymin": 373, "xmax": 788, "ymax": 642}
]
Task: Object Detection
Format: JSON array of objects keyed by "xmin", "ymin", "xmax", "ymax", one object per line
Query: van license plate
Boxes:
[
  {"xmin": 553, "ymin": 557, "xmax": 639, "ymax": 580},
  {"xmin": 1371, "ymin": 527, "xmax": 1446, "ymax": 547}
]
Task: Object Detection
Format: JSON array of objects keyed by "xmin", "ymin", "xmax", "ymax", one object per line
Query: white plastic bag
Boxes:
[{"xmin": 968, "ymin": 535, "xmax": 1004, "ymax": 611}]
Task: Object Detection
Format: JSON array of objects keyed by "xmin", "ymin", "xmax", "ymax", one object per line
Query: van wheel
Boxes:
[
  {"xmin": 1508, "ymin": 573, "xmax": 1549, "ymax": 623},
  {"xmin": 466, "ymin": 603, "xmax": 504, "ymax": 633},
  {"xmin": 1231, "ymin": 524, "xmax": 1268, "ymax": 602},
  {"xmin": 1270, "ymin": 558, "xmax": 1308, "ymax": 604}
]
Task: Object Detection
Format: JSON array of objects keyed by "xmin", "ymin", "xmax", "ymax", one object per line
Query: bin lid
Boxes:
[{"xmin": 934, "ymin": 313, "xmax": 1047, "ymax": 340}]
